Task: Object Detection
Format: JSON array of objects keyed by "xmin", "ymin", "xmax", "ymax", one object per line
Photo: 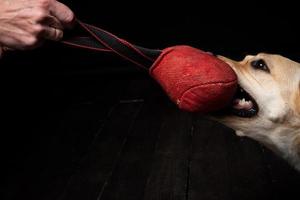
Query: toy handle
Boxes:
[{"xmin": 62, "ymin": 19, "xmax": 162, "ymax": 70}]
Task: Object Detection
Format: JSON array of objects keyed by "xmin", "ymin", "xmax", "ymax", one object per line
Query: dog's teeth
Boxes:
[{"xmin": 233, "ymin": 98, "xmax": 254, "ymax": 110}]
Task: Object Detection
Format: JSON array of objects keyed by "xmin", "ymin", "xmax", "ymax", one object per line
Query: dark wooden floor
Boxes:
[{"xmin": 3, "ymin": 73, "xmax": 300, "ymax": 200}]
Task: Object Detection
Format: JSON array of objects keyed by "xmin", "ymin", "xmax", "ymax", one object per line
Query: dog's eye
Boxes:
[{"xmin": 250, "ymin": 59, "xmax": 270, "ymax": 73}]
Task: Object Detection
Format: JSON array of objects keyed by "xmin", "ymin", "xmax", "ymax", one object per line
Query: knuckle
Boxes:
[
  {"xmin": 24, "ymin": 37, "xmax": 39, "ymax": 48},
  {"xmin": 32, "ymin": 25, "xmax": 44, "ymax": 35},
  {"xmin": 37, "ymin": 0, "xmax": 51, "ymax": 8},
  {"xmin": 34, "ymin": 10, "xmax": 47, "ymax": 21}
]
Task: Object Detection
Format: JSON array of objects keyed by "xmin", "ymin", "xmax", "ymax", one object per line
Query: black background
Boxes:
[
  {"xmin": 2, "ymin": 0, "xmax": 299, "ymax": 168},
  {"xmin": 2, "ymin": 0, "xmax": 299, "ymax": 163},
  {"xmin": 1, "ymin": 1, "xmax": 300, "ymax": 199},
  {"xmin": 2, "ymin": 0, "xmax": 300, "ymax": 67},
  {"xmin": 2, "ymin": 1, "xmax": 299, "ymax": 117}
]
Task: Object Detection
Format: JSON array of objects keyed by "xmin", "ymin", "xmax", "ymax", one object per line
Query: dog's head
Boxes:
[{"xmin": 214, "ymin": 53, "xmax": 300, "ymax": 169}]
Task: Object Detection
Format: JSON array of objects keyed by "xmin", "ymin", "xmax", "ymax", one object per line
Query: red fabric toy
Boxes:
[
  {"xmin": 63, "ymin": 21, "xmax": 238, "ymax": 113},
  {"xmin": 150, "ymin": 45, "xmax": 237, "ymax": 112}
]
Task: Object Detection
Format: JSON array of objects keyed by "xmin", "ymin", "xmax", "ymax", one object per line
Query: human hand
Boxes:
[{"xmin": 0, "ymin": 0, "xmax": 75, "ymax": 50}]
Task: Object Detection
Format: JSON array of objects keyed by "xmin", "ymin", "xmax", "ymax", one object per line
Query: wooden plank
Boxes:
[
  {"xmin": 98, "ymin": 90, "xmax": 166, "ymax": 200},
  {"xmin": 58, "ymin": 101, "xmax": 143, "ymax": 200},
  {"xmin": 4, "ymin": 77, "xmax": 128, "ymax": 200},
  {"xmin": 57, "ymin": 78, "xmax": 159, "ymax": 200},
  {"xmin": 188, "ymin": 117, "xmax": 231, "ymax": 200},
  {"xmin": 262, "ymin": 147, "xmax": 300, "ymax": 200},
  {"xmin": 189, "ymin": 118, "xmax": 274, "ymax": 200},
  {"xmin": 37, "ymin": 102, "xmax": 118, "ymax": 200},
  {"xmin": 143, "ymin": 104, "xmax": 193, "ymax": 200},
  {"xmin": 224, "ymin": 135, "xmax": 274, "ymax": 200}
]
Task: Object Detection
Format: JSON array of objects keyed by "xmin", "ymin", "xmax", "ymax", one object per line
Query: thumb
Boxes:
[{"xmin": 50, "ymin": 1, "xmax": 75, "ymax": 29}]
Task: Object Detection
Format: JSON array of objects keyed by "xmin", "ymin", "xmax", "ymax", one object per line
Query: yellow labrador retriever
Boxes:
[{"xmin": 214, "ymin": 53, "xmax": 300, "ymax": 171}]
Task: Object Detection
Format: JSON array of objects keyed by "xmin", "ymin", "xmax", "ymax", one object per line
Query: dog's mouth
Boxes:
[{"xmin": 230, "ymin": 85, "xmax": 259, "ymax": 118}]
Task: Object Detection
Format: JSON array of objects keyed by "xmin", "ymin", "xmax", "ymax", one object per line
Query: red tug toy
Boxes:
[{"xmin": 63, "ymin": 20, "xmax": 238, "ymax": 113}]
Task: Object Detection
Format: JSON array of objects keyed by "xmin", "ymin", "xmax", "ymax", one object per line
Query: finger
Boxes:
[
  {"xmin": 41, "ymin": 15, "xmax": 63, "ymax": 30},
  {"xmin": 49, "ymin": 1, "xmax": 75, "ymax": 29},
  {"xmin": 41, "ymin": 26, "xmax": 64, "ymax": 41}
]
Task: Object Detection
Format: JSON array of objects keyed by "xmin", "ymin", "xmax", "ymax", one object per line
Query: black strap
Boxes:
[{"xmin": 62, "ymin": 20, "xmax": 162, "ymax": 70}]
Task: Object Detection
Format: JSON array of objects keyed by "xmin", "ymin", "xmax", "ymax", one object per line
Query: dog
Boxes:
[{"xmin": 212, "ymin": 53, "xmax": 300, "ymax": 171}]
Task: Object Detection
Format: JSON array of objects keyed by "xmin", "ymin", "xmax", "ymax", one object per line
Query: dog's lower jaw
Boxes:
[{"xmin": 212, "ymin": 116, "xmax": 300, "ymax": 172}]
